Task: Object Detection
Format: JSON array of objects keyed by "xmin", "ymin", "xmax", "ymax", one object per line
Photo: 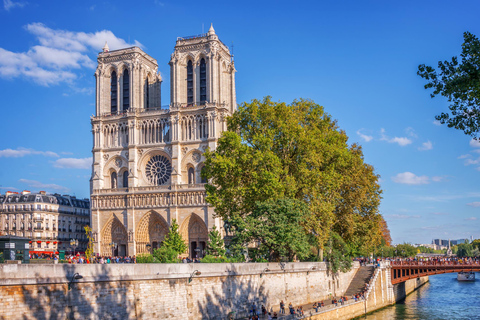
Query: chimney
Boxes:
[
  {"xmin": 39, "ymin": 191, "xmax": 46, "ymax": 195},
  {"xmin": 22, "ymin": 190, "xmax": 31, "ymax": 195}
]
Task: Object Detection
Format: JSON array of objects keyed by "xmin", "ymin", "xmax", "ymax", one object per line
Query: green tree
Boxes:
[
  {"xmin": 84, "ymin": 225, "xmax": 95, "ymax": 260},
  {"xmin": 203, "ymin": 97, "xmax": 383, "ymax": 257},
  {"xmin": 418, "ymin": 32, "xmax": 480, "ymax": 138},
  {"xmin": 246, "ymin": 198, "xmax": 312, "ymax": 261},
  {"xmin": 394, "ymin": 243, "xmax": 417, "ymax": 258},
  {"xmin": 161, "ymin": 219, "xmax": 187, "ymax": 256},
  {"xmin": 325, "ymin": 232, "xmax": 352, "ymax": 273},
  {"xmin": 456, "ymin": 243, "xmax": 474, "ymax": 257},
  {"xmin": 205, "ymin": 226, "xmax": 226, "ymax": 257}
]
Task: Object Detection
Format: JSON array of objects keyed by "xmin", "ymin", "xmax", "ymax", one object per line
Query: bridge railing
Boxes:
[{"xmin": 390, "ymin": 260, "xmax": 480, "ymax": 267}]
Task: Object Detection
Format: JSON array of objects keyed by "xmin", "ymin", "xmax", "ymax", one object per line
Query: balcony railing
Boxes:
[{"xmin": 92, "ymin": 183, "xmax": 206, "ymax": 195}]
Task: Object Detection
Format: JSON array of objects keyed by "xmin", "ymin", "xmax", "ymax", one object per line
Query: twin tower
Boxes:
[{"xmin": 90, "ymin": 26, "xmax": 236, "ymax": 257}]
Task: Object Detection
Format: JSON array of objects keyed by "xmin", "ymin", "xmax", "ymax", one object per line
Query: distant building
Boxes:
[
  {"xmin": 432, "ymin": 238, "xmax": 470, "ymax": 247},
  {"xmin": 0, "ymin": 190, "xmax": 90, "ymax": 256}
]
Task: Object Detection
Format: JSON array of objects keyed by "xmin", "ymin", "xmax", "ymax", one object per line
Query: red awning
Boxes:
[
  {"xmin": 29, "ymin": 241, "xmax": 32, "ymax": 244},
  {"xmin": 55, "ymin": 251, "xmax": 59, "ymax": 254},
  {"xmin": 53, "ymin": 242, "xmax": 57, "ymax": 244},
  {"xmin": 36, "ymin": 241, "xmax": 41, "ymax": 244},
  {"xmin": 46, "ymin": 241, "xmax": 50, "ymax": 244},
  {"xmin": 29, "ymin": 251, "xmax": 54, "ymax": 255}
]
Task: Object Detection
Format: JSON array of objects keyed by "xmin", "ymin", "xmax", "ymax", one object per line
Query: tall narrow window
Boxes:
[
  {"xmin": 200, "ymin": 167, "xmax": 207, "ymax": 184},
  {"xmin": 187, "ymin": 60, "xmax": 193, "ymax": 104},
  {"xmin": 200, "ymin": 58, "xmax": 206, "ymax": 103},
  {"xmin": 111, "ymin": 71, "xmax": 118, "ymax": 113},
  {"xmin": 145, "ymin": 77, "xmax": 149, "ymax": 109},
  {"xmin": 123, "ymin": 69, "xmax": 130, "ymax": 111},
  {"xmin": 188, "ymin": 167, "xmax": 195, "ymax": 184},
  {"xmin": 111, "ymin": 172, "xmax": 117, "ymax": 189},
  {"xmin": 123, "ymin": 171, "xmax": 128, "ymax": 188}
]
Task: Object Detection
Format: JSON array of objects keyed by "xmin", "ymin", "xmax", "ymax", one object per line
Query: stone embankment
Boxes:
[{"xmin": 0, "ymin": 261, "xmax": 427, "ymax": 320}]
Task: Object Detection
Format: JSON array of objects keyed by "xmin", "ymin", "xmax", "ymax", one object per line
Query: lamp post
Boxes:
[
  {"xmin": 70, "ymin": 239, "xmax": 78, "ymax": 256},
  {"xmin": 109, "ymin": 242, "xmax": 117, "ymax": 256}
]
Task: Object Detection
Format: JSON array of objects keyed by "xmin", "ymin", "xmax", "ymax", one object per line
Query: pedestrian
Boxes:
[
  {"xmin": 280, "ymin": 300, "xmax": 285, "ymax": 314},
  {"xmin": 261, "ymin": 304, "xmax": 266, "ymax": 316}
]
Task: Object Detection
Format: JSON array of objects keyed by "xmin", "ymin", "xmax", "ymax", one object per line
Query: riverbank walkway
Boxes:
[{"xmin": 237, "ymin": 266, "xmax": 376, "ymax": 320}]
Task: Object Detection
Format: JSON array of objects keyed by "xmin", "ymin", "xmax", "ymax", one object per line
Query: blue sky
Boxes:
[{"xmin": 1, "ymin": 0, "xmax": 479, "ymax": 244}]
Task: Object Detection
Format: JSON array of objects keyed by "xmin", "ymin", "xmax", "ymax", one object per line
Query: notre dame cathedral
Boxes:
[{"xmin": 90, "ymin": 25, "xmax": 236, "ymax": 257}]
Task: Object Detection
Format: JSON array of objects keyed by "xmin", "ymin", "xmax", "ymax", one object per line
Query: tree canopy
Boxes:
[
  {"xmin": 203, "ymin": 97, "xmax": 383, "ymax": 260},
  {"xmin": 418, "ymin": 31, "xmax": 480, "ymax": 138}
]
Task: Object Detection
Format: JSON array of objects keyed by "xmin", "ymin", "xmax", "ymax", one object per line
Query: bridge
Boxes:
[{"xmin": 390, "ymin": 260, "xmax": 480, "ymax": 284}]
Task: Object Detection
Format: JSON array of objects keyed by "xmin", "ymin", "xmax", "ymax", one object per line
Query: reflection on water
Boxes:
[{"xmin": 360, "ymin": 273, "xmax": 480, "ymax": 320}]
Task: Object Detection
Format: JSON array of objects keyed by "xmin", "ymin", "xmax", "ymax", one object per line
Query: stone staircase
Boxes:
[{"xmin": 344, "ymin": 266, "xmax": 375, "ymax": 296}]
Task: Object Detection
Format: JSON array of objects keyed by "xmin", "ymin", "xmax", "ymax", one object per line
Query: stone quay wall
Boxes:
[
  {"xmin": 0, "ymin": 261, "xmax": 360, "ymax": 320},
  {"xmin": 302, "ymin": 263, "xmax": 428, "ymax": 320}
]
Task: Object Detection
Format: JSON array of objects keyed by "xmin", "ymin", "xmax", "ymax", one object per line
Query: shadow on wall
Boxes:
[
  {"xmin": 196, "ymin": 263, "xmax": 269, "ymax": 320},
  {"xmin": 3, "ymin": 264, "xmax": 142, "ymax": 320}
]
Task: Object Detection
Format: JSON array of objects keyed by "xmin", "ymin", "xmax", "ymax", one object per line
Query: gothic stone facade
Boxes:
[{"xmin": 90, "ymin": 25, "xmax": 236, "ymax": 257}]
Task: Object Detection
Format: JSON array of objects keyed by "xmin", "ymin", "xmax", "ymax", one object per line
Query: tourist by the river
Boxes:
[
  {"xmin": 289, "ymin": 302, "xmax": 294, "ymax": 314},
  {"xmin": 280, "ymin": 300, "xmax": 285, "ymax": 314}
]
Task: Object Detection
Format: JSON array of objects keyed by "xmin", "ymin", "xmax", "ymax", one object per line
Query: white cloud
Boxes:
[
  {"xmin": 3, "ymin": 0, "xmax": 25, "ymax": 11},
  {"xmin": 431, "ymin": 176, "xmax": 445, "ymax": 182},
  {"xmin": 405, "ymin": 127, "xmax": 417, "ymax": 138},
  {"xmin": 391, "ymin": 172, "xmax": 430, "ymax": 185},
  {"xmin": 458, "ymin": 154, "xmax": 471, "ymax": 159},
  {"xmin": 380, "ymin": 128, "xmax": 412, "ymax": 146},
  {"xmin": 418, "ymin": 140, "xmax": 433, "ymax": 151},
  {"xmin": 0, "ymin": 186, "xmax": 18, "ymax": 191},
  {"xmin": 465, "ymin": 217, "xmax": 477, "ymax": 221},
  {"xmin": 433, "ymin": 120, "xmax": 442, "ymax": 126},
  {"xmin": 356, "ymin": 129, "xmax": 373, "ymax": 142},
  {"xmin": 0, "ymin": 23, "xmax": 142, "ymax": 86},
  {"xmin": 18, "ymin": 179, "xmax": 70, "ymax": 193},
  {"xmin": 469, "ymin": 138, "xmax": 480, "ymax": 148},
  {"xmin": 467, "ymin": 202, "xmax": 480, "ymax": 207},
  {"xmin": 53, "ymin": 157, "xmax": 92, "ymax": 169},
  {"xmin": 0, "ymin": 147, "xmax": 58, "ymax": 158},
  {"xmin": 429, "ymin": 212, "xmax": 448, "ymax": 216},
  {"xmin": 388, "ymin": 214, "xmax": 420, "ymax": 219}
]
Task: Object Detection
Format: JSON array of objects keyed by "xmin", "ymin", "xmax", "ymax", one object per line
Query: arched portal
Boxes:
[
  {"xmin": 100, "ymin": 215, "xmax": 128, "ymax": 256},
  {"xmin": 135, "ymin": 211, "xmax": 169, "ymax": 254},
  {"xmin": 180, "ymin": 213, "xmax": 208, "ymax": 259}
]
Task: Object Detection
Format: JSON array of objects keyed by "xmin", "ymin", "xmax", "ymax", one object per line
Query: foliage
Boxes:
[
  {"xmin": 203, "ymin": 97, "xmax": 383, "ymax": 259},
  {"xmin": 418, "ymin": 32, "xmax": 480, "ymax": 138},
  {"xmin": 161, "ymin": 219, "xmax": 187, "ymax": 256},
  {"xmin": 153, "ymin": 246, "xmax": 179, "ymax": 263},
  {"xmin": 380, "ymin": 218, "xmax": 392, "ymax": 247},
  {"xmin": 84, "ymin": 225, "xmax": 95, "ymax": 260},
  {"xmin": 454, "ymin": 243, "xmax": 476, "ymax": 258},
  {"xmin": 0, "ymin": 252, "xmax": 3, "ymax": 263},
  {"xmin": 249, "ymin": 198, "xmax": 312, "ymax": 261},
  {"xmin": 201, "ymin": 255, "xmax": 230, "ymax": 263},
  {"xmin": 205, "ymin": 226, "xmax": 226, "ymax": 257},
  {"xmin": 325, "ymin": 232, "xmax": 352, "ymax": 273},
  {"xmin": 136, "ymin": 253, "xmax": 159, "ymax": 263},
  {"xmin": 394, "ymin": 243, "xmax": 417, "ymax": 257}
]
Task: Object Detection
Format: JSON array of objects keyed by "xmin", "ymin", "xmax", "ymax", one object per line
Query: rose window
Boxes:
[{"xmin": 145, "ymin": 155, "xmax": 172, "ymax": 185}]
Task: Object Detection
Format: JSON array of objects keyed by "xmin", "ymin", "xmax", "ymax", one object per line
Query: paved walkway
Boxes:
[{"xmin": 238, "ymin": 295, "xmax": 366, "ymax": 319}]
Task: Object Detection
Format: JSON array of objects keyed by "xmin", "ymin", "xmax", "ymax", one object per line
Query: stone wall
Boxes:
[
  {"xmin": 0, "ymin": 262, "xmax": 359, "ymax": 320},
  {"xmin": 302, "ymin": 264, "xmax": 428, "ymax": 320}
]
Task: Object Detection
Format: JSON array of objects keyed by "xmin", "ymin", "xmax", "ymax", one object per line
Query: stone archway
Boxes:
[
  {"xmin": 100, "ymin": 215, "xmax": 128, "ymax": 256},
  {"xmin": 135, "ymin": 211, "xmax": 169, "ymax": 254},
  {"xmin": 180, "ymin": 213, "xmax": 208, "ymax": 259}
]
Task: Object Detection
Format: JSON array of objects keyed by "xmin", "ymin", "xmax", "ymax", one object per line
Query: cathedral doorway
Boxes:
[
  {"xmin": 100, "ymin": 215, "xmax": 128, "ymax": 256},
  {"xmin": 135, "ymin": 211, "xmax": 169, "ymax": 254},
  {"xmin": 180, "ymin": 213, "xmax": 208, "ymax": 259}
]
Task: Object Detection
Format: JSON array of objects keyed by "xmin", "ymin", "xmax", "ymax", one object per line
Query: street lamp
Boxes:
[
  {"xmin": 109, "ymin": 242, "xmax": 117, "ymax": 256},
  {"xmin": 70, "ymin": 239, "xmax": 78, "ymax": 256},
  {"xmin": 68, "ymin": 272, "xmax": 83, "ymax": 290}
]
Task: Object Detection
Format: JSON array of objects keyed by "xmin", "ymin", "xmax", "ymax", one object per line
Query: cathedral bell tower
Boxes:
[
  {"xmin": 90, "ymin": 26, "xmax": 236, "ymax": 258},
  {"xmin": 169, "ymin": 24, "xmax": 236, "ymax": 114}
]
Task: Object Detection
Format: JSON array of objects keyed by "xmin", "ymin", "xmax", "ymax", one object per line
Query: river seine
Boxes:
[{"xmin": 361, "ymin": 273, "xmax": 480, "ymax": 320}]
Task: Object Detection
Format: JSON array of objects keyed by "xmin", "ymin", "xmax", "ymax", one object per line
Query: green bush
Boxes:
[
  {"xmin": 136, "ymin": 253, "xmax": 159, "ymax": 263},
  {"xmin": 153, "ymin": 246, "xmax": 180, "ymax": 263}
]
